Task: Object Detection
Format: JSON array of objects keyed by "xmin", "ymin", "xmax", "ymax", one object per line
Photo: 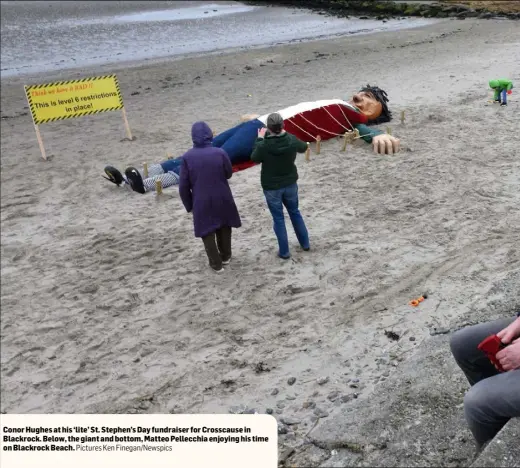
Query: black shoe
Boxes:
[
  {"xmin": 125, "ymin": 167, "xmax": 146, "ymax": 194},
  {"xmin": 500, "ymin": 102, "xmax": 507, "ymax": 107},
  {"xmin": 303, "ymin": 247, "xmax": 310, "ymax": 251},
  {"xmin": 494, "ymin": 99, "xmax": 501, "ymax": 104},
  {"xmin": 278, "ymin": 253, "xmax": 290, "ymax": 260},
  {"xmin": 103, "ymin": 166, "xmax": 124, "ymax": 185}
]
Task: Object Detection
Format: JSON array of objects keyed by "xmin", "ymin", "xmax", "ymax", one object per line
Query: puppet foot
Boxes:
[
  {"xmin": 103, "ymin": 166, "xmax": 124, "ymax": 185},
  {"xmin": 125, "ymin": 167, "xmax": 146, "ymax": 194}
]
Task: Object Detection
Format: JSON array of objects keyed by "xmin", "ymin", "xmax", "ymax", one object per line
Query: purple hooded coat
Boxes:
[{"xmin": 179, "ymin": 121, "xmax": 242, "ymax": 238}]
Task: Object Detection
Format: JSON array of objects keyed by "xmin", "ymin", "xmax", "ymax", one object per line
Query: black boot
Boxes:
[
  {"xmin": 103, "ymin": 166, "xmax": 124, "ymax": 185},
  {"xmin": 125, "ymin": 167, "xmax": 146, "ymax": 194}
]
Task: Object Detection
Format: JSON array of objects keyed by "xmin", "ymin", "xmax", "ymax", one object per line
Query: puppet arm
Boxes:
[
  {"xmin": 353, "ymin": 123, "xmax": 384, "ymax": 144},
  {"xmin": 355, "ymin": 124, "xmax": 400, "ymax": 155}
]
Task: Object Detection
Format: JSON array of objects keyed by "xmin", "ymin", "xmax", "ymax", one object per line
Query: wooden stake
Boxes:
[
  {"xmin": 400, "ymin": 110, "xmax": 405, "ymax": 124},
  {"xmin": 386, "ymin": 126, "xmax": 392, "ymax": 135},
  {"xmin": 155, "ymin": 180, "xmax": 163, "ymax": 195},
  {"xmin": 121, "ymin": 107, "xmax": 133, "ymax": 140},
  {"xmin": 341, "ymin": 132, "xmax": 349, "ymax": 151},
  {"xmin": 305, "ymin": 142, "xmax": 310, "ymax": 161},
  {"xmin": 34, "ymin": 124, "xmax": 47, "ymax": 160},
  {"xmin": 143, "ymin": 162, "xmax": 148, "ymax": 178},
  {"xmin": 316, "ymin": 135, "xmax": 321, "ymax": 154},
  {"xmin": 167, "ymin": 153, "xmax": 174, "ymax": 159}
]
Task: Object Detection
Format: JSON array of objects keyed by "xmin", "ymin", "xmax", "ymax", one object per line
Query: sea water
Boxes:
[{"xmin": 0, "ymin": 0, "xmax": 438, "ymax": 78}]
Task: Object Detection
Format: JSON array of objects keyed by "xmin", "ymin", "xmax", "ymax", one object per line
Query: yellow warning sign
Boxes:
[{"xmin": 24, "ymin": 75, "xmax": 124, "ymax": 125}]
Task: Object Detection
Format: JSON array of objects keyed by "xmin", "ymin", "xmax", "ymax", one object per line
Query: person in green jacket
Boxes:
[
  {"xmin": 489, "ymin": 79, "xmax": 514, "ymax": 106},
  {"xmin": 251, "ymin": 112, "xmax": 310, "ymax": 260}
]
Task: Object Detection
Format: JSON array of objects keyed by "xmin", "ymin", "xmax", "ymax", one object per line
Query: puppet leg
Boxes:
[{"xmin": 217, "ymin": 119, "xmax": 266, "ymax": 165}]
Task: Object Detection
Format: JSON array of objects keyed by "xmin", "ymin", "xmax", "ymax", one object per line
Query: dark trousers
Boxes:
[
  {"xmin": 201, "ymin": 226, "xmax": 232, "ymax": 270},
  {"xmin": 450, "ymin": 317, "xmax": 520, "ymax": 447}
]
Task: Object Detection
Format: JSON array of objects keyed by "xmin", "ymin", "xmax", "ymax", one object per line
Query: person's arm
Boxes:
[
  {"xmin": 354, "ymin": 123, "xmax": 384, "ymax": 144},
  {"xmin": 506, "ymin": 80, "xmax": 513, "ymax": 92},
  {"xmin": 222, "ymin": 151, "xmax": 233, "ymax": 179},
  {"xmin": 178, "ymin": 159, "xmax": 193, "ymax": 213},
  {"xmin": 251, "ymin": 140, "xmax": 265, "ymax": 163},
  {"xmin": 293, "ymin": 136, "xmax": 308, "ymax": 153}
]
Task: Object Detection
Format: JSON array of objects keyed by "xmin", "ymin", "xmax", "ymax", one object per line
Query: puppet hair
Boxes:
[{"xmin": 359, "ymin": 84, "xmax": 392, "ymax": 125}]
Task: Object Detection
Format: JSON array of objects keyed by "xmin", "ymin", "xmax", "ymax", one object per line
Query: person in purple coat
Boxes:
[{"xmin": 179, "ymin": 121, "xmax": 242, "ymax": 273}]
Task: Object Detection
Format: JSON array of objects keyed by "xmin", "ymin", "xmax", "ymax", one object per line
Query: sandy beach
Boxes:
[{"xmin": 1, "ymin": 3, "xmax": 520, "ymax": 466}]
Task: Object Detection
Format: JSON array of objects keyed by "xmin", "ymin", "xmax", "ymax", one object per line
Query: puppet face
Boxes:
[{"xmin": 350, "ymin": 91, "xmax": 383, "ymax": 120}]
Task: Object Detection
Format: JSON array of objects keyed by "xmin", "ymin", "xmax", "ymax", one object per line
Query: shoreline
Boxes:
[
  {"xmin": 247, "ymin": 0, "xmax": 520, "ymax": 20},
  {"xmin": 1, "ymin": 16, "xmax": 447, "ymax": 86},
  {"xmin": 1, "ymin": 12, "xmax": 438, "ymax": 82}
]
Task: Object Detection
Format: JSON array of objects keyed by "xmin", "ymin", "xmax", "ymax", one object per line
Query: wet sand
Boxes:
[{"xmin": 1, "ymin": 10, "xmax": 520, "ymax": 467}]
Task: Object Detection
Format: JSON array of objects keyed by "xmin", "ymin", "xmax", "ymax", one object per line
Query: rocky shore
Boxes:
[{"xmin": 244, "ymin": 1, "xmax": 520, "ymax": 21}]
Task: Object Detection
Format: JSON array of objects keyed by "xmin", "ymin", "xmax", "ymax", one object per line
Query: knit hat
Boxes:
[{"xmin": 266, "ymin": 112, "xmax": 283, "ymax": 133}]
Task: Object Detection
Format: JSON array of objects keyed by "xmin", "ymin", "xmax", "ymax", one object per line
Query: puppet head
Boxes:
[{"xmin": 350, "ymin": 84, "xmax": 392, "ymax": 125}]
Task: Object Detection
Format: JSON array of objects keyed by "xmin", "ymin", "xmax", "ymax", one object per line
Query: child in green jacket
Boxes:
[{"xmin": 489, "ymin": 79, "xmax": 513, "ymax": 106}]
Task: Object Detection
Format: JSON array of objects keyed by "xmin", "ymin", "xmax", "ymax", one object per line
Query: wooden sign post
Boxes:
[
  {"xmin": 316, "ymin": 135, "xmax": 321, "ymax": 154},
  {"xmin": 305, "ymin": 142, "xmax": 311, "ymax": 161},
  {"xmin": 24, "ymin": 74, "xmax": 133, "ymax": 160}
]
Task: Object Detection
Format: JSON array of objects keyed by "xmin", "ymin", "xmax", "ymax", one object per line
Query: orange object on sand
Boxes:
[{"xmin": 409, "ymin": 294, "xmax": 428, "ymax": 307}]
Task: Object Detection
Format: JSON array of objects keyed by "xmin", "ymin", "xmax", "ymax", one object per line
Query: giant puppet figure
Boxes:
[{"xmin": 103, "ymin": 85, "xmax": 400, "ymax": 194}]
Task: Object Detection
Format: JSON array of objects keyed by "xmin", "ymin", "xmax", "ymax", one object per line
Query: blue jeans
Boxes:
[
  {"xmin": 264, "ymin": 183, "xmax": 309, "ymax": 258},
  {"xmin": 160, "ymin": 158, "xmax": 183, "ymax": 175},
  {"xmin": 501, "ymin": 89, "xmax": 507, "ymax": 104}
]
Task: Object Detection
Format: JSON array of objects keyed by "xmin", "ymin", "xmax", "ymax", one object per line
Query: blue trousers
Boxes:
[
  {"xmin": 213, "ymin": 119, "xmax": 265, "ymax": 164},
  {"xmin": 162, "ymin": 119, "xmax": 265, "ymax": 173},
  {"xmin": 263, "ymin": 183, "xmax": 310, "ymax": 258}
]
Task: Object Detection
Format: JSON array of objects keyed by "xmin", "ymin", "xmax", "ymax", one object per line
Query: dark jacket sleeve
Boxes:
[
  {"xmin": 354, "ymin": 123, "xmax": 384, "ymax": 144},
  {"xmin": 251, "ymin": 139, "xmax": 265, "ymax": 163},
  {"xmin": 178, "ymin": 158, "xmax": 193, "ymax": 213},
  {"xmin": 293, "ymin": 136, "xmax": 308, "ymax": 153},
  {"xmin": 222, "ymin": 150, "xmax": 233, "ymax": 179}
]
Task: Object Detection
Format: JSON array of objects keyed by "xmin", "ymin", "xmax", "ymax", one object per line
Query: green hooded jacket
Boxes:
[
  {"xmin": 251, "ymin": 131, "xmax": 307, "ymax": 191},
  {"xmin": 489, "ymin": 79, "xmax": 514, "ymax": 100}
]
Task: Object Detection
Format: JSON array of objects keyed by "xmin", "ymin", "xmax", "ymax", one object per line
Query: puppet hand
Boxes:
[
  {"xmin": 496, "ymin": 338, "xmax": 520, "ymax": 371},
  {"xmin": 372, "ymin": 134, "xmax": 400, "ymax": 155}
]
